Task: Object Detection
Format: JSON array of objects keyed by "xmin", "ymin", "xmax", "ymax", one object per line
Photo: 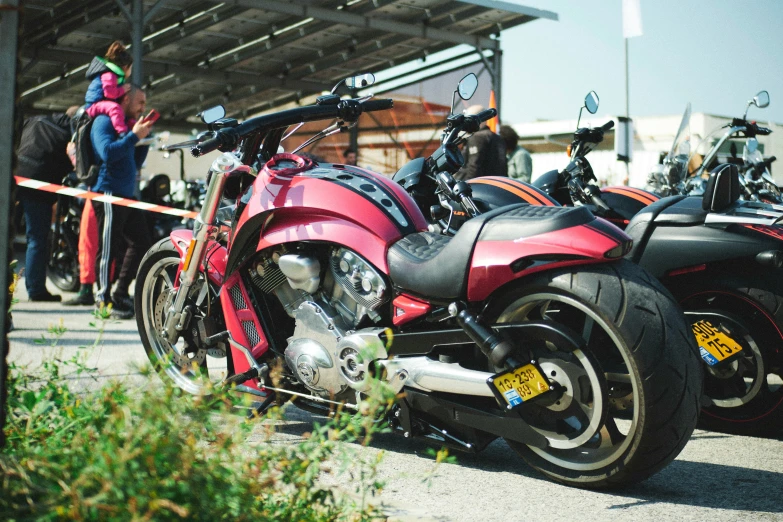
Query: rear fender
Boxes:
[
  {"xmin": 468, "ymin": 219, "xmax": 629, "ymax": 302},
  {"xmin": 600, "ymin": 186, "xmax": 659, "ymax": 223},
  {"xmin": 639, "ymin": 224, "xmax": 783, "ymax": 279},
  {"xmin": 169, "ymin": 229, "xmax": 227, "ymax": 286}
]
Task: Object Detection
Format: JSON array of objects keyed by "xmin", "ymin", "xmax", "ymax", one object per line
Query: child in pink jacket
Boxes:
[{"xmin": 84, "ymin": 41, "xmax": 133, "ymax": 134}]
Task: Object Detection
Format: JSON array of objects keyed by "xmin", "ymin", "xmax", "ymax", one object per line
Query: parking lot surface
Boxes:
[{"xmin": 7, "ymin": 277, "xmax": 783, "ymax": 522}]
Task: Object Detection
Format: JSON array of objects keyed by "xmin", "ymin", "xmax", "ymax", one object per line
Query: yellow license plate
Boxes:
[
  {"xmin": 691, "ymin": 320, "xmax": 743, "ymax": 366},
  {"xmin": 488, "ymin": 363, "xmax": 552, "ymax": 408}
]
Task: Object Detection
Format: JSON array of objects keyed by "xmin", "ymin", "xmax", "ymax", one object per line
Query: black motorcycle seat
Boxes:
[
  {"xmin": 387, "ymin": 204, "xmax": 591, "ymax": 300},
  {"xmin": 655, "ymin": 196, "xmax": 709, "ymax": 225},
  {"xmin": 625, "ymin": 195, "xmax": 709, "ymax": 262},
  {"xmin": 478, "ymin": 205, "xmax": 594, "ymax": 241}
]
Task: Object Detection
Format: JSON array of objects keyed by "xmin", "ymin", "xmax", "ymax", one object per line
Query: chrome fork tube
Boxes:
[{"xmin": 162, "ymin": 156, "xmax": 238, "ymax": 343}]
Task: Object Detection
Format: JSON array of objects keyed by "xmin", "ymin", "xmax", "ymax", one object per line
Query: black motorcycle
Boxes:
[
  {"xmin": 396, "ymin": 89, "xmax": 783, "ymax": 437},
  {"xmin": 47, "ymin": 172, "xmax": 83, "ymax": 292}
]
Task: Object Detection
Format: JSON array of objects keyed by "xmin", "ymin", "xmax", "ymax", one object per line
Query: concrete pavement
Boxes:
[{"xmin": 7, "ymin": 275, "xmax": 783, "ymax": 521}]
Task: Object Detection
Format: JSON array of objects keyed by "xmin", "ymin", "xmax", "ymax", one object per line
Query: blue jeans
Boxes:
[{"xmin": 21, "ymin": 197, "xmax": 53, "ymax": 297}]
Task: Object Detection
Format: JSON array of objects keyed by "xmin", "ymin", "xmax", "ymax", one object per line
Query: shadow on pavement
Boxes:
[
  {"xmin": 616, "ymin": 460, "xmax": 783, "ymax": 512},
  {"xmin": 268, "ymin": 406, "xmax": 783, "ymax": 512}
]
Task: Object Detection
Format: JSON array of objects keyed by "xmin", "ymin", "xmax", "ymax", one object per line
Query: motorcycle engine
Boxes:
[{"xmin": 248, "ymin": 247, "xmax": 389, "ymax": 398}]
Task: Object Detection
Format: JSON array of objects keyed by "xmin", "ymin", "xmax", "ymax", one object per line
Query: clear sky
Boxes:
[{"xmin": 498, "ymin": 0, "xmax": 783, "ymax": 124}]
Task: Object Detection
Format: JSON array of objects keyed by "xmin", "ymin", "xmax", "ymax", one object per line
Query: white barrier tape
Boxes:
[{"xmin": 15, "ymin": 176, "xmax": 199, "ymax": 219}]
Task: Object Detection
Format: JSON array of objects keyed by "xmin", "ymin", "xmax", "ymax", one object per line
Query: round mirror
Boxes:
[
  {"xmin": 585, "ymin": 91, "xmax": 599, "ymax": 114},
  {"xmin": 200, "ymin": 105, "xmax": 226, "ymax": 124},
  {"xmin": 457, "ymin": 73, "xmax": 479, "ymax": 101},
  {"xmin": 345, "ymin": 73, "xmax": 375, "ymax": 89},
  {"xmin": 754, "ymin": 90, "xmax": 770, "ymax": 108}
]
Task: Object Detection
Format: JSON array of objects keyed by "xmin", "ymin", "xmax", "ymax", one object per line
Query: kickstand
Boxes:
[{"xmin": 247, "ymin": 392, "xmax": 277, "ymax": 420}]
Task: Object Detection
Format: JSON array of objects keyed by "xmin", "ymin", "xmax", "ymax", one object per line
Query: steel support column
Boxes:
[
  {"xmin": 476, "ymin": 46, "xmax": 502, "ymax": 123},
  {"xmin": 114, "ymin": 0, "xmax": 172, "ymax": 86},
  {"xmin": 132, "ymin": 0, "xmax": 143, "ymax": 85},
  {"xmin": 0, "ymin": 0, "xmax": 20, "ymax": 448}
]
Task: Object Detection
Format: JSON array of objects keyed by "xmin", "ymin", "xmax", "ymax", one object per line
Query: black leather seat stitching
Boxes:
[
  {"xmin": 479, "ymin": 205, "xmax": 594, "ymax": 241},
  {"xmin": 387, "ymin": 204, "xmax": 528, "ymax": 299}
]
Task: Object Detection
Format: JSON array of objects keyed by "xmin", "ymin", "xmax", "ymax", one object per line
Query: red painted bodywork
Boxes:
[
  {"xmin": 214, "ymin": 157, "xmax": 428, "ymax": 390},
  {"xmin": 392, "ymin": 294, "xmax": 432, "ymax": 327},
  {"xmin": 236, "ymin": 162, "xmax": 428, "ymax": 273},
  {"xmin": 467, "ymin": 220, "xmax": 629, "ymax": 302},
  {"xmin": 170, "ymin": 229, "xmax": 227, "ymax": 286},
  {"xmin": 219, "ymin": 272, "xmax": 268, "ymax": 394},
  {"xmin": 180, "ymin": 153, "xmax": 635, "ymax": 390}
]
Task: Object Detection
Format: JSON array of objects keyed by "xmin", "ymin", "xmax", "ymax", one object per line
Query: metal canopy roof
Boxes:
[{"xmin": 18, "ymin": 0, "xmax": 556, "ymax": 128}]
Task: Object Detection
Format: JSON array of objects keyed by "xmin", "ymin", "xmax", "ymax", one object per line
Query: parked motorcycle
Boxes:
[
  {"xmin": 137, "ymin": 73, "xmax": 701, "ymax": 488},
  {"xmin": 47, "ymin": 172, "xmax": 83, "ymax": 292},
  {"xmin": 403, "ymin": 88, "xmax": 783, "ymax": 436},
  {"xmin": 647, "ymin": 91, "xmax": 780, "ymax": 203}
]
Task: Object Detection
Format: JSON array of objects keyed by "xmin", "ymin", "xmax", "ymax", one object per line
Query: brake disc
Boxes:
[{"xmin": 153, "ymin": 289, "xmax": 206, "ymax": 366}]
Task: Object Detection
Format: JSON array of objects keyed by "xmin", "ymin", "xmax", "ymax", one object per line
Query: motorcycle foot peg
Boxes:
[
  {"xmin": 204, "ymin": 330, "xmax": 230, "ymax": 347},
  {"xmin": 449, "ymin": 302, "xmax": 514, "ymax": 368},
  {"xmin": 223, "ymin": 363, "xmax": 269, "ymax": 387}
]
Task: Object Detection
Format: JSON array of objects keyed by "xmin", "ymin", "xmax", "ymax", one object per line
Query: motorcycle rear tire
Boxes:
[
  {"xmin": 673, "ymin": 269, "xmax": 783, "ymax": 437},
  {"xmin": 487, "ymin": 260, "xmax": 702, "ymax": 489},
  {"xmin": 47, "ymin": 244, "xmax": 80, "ymax": 293}
]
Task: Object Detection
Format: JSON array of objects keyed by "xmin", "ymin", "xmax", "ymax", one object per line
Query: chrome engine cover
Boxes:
[
  {"xmin": 285, "ymin": 301, "xmax": 389, "ymax": 396},
  {"xmin": 285, "ymin": 301, "xmax": 347, "ymax": 396},
  {"xmin": 327, "ymin": 247, "xmax": 388, "ymax": 326}
]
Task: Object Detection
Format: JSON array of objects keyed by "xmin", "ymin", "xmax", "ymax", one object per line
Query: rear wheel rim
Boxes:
[{"xmin": 497, "ymin": 292, "xmax": 638, "ymax": 472}]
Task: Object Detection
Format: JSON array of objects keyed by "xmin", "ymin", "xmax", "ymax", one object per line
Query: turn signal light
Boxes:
[
  {"xmin": 604, "ymin": 240, "xmax": 633, "ymax": 259},
  {"xmin": 756, "ymin": 250, "xmax": 783, "ymax": 269},
  {"xmin": 566, "ymin": 144, "xmax": 572, "ymax": 157}
]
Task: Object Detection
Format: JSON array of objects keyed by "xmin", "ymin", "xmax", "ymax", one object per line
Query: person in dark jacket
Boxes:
[
  {"xmin": 16, "ymin": 107, "xmax": 80, "ymax": 301},
  {"xmin": 454, "ymin": 105, "xmax": 507, "ymax": 181},
  {"xmin": 90, "ymin": 86, "xmax": 154, "ymax": 319}
]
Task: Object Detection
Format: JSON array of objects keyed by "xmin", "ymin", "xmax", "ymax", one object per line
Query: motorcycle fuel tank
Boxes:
[{"xmin": 227, "ymin": 155, "xmax": 428, "ymax": 276}]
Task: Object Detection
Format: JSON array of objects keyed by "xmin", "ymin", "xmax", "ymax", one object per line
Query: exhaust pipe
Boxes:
[
  {"xmin": 379, "ymin": 357, "xmax": 494, "ymax": 397},
  {"xmin": 756, "ymin": 250, "xmax": 783, "ymax": 268}
]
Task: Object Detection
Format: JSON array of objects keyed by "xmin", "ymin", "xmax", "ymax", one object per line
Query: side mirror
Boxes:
[
  {"xmin": 199, "ymin": 105, "xmax": 226, "ymax": 124},
  {"xmin": 457, "ymin": 73, "xmax": 478, "ymax": 101},
  {"xmin": 345, "ymin": 73, "xmax": 375, "ymax": 89},
  {"xmin": 584, "ymin": 91, "xmax": 599, "ymax": 114},
  {"xmin": 754, "ymin": 90, "xmax": 770, "ymax": 108}
]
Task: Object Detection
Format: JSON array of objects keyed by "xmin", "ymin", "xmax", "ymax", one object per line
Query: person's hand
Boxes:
[
  {"xmin": 66, "ymin": 142, "xmax": 76, "ymax": 166},
  {"xmin": 132, "ymin": 118, "xmax": 154, "ymax": 140}
]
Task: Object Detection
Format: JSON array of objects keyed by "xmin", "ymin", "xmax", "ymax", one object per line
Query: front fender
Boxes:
[{"xmin": 169, "ymin": 229, "xmax": 227, "ymax": 286}]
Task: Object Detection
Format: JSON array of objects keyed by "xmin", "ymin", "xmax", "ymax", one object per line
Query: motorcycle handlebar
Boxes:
[
  {"xmin": 600, "ymin": 120, "xmax": 615, "ymax": 131},
  {"xmin": 476, "ymin": 108, "xmax": 497, "ymax": 122},
  {"xmin": 191, "ymin": 132, "xmax": 232, "ymax": 157},
  {"xmin": 360, "ymin": 98, "xmax": 394, "ymax": 112},
  {"xmin": 191, "ymin": 98, "xmax": 395, "ymax": 157}
]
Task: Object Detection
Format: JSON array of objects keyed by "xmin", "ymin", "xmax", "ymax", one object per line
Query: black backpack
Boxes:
[{"xmin": 72, "ymin": 108, "xmax": 100, "ymax": 187}]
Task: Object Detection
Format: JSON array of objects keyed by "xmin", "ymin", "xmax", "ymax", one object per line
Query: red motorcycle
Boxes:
[{"xmin": 135, "ymin": 75, "xmax": 701, "ymax": 488}]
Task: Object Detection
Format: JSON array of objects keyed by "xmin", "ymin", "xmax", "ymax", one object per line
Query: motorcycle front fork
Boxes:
[{"xmin": 161, "ymin": 154, "xmax": 241, "ymax": 343}]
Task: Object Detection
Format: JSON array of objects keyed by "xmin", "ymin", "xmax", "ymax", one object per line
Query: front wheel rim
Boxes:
[
  {"xmin": 140, "ymin": 255, "xmax": 212, "ymax": 395},
  {"xmin": 497, "ymin": 292, "xmax": 639, "ymax": 472}
]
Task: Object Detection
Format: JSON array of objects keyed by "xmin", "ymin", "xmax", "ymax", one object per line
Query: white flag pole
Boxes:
[{"xmin": 621, "ymin": 0, "xmax": 643, "ymax": 185}]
